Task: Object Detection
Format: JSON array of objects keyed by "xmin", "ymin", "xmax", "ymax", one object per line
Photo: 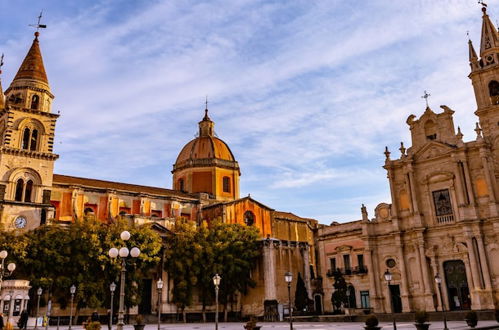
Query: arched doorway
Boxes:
[{"xmin": 444, "ymin": 260, "xmax": 471, "ymax": 310}]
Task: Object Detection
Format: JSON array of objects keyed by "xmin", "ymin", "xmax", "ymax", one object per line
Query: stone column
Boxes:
[
  {"xmin": 364, "ymin": 247, "xmax": 378, "ymax": 310},
  {"xmin": 408, "ymin": 166, "xmax": 420, "ymax": 213},
  {"xmin": 430, "ymin": 257, "xmax": 445, "ymax": 311},
  {"xmin": 302, "ymin": 244, "xmax": 312, "ymax": 299},
  {"xmin": 386, "ymin": 167, "xmax": 399, "ymax": 218},
  {"xmin": 465, "ymin": 236, "xmax": 481, "ymax": 290},
  {"xmin": 479, "ymin": 149, "xmax": 498, "ymax": 216},
  {"xmin": 453, "ymin": 159, "xmax": 467, "ymax": 206},
  {"xmin": 263, "ymin": 240, "xmax": 277, "ymax": 300},
  {"xmin": 396, "ymin": 241, "xmax": 411, "ymax": 312},
  {"xmin": 475, "ymin": 236, "xmax": 492, "ymax": 290}
]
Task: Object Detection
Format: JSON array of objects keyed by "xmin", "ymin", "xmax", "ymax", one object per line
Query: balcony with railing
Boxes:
[
  {"xmin": 436, "ymin": 214, "xmax": 454, "ymax": 223},
  {"xmin": 326, "ymin": 266, "xmax": 368, "ymax": 277}
]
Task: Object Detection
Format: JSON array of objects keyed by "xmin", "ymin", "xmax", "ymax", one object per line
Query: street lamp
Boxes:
[
  {"xmin": 384, "ymin": 269, "xmax": 396, "ymax": 330},
  {"xmin": 69, "ymin": 285, "xmax": 76, "ymax": 330},
  {"xmin": 35, "ymin": 288, "xmax": 42, "ymax": 330},
  {"xmin": 0, "ymin": 250, "xmax": 16, "ymax": 291},
  {"xmin": 108, "ymin": 231, "xmax": 141, "ymax": 330},
  {"xmin": 109, "ymin": 282, "xmax": 116, "ymax": 330},
  {"xmin": 156, "ymin": 279, "xmax": 163, "ymax": 330},
  {"xmin": 435, "ymin": 274, "xmax": 449, "ymax": 330},
  {"xmin": 213, "ymin": 274, "xmax": 221, "ymax": 330},
  {"xmin": 284, "ymin": 272, "xmax": 293, "ymax": 330}
]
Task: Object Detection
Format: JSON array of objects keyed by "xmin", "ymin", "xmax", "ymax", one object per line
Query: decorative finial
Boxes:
[
  {"xmin": 205, "ymin": 95, "xmax": 208, "ymax": 110},
  {"xmin": 475, "ymin": 122, "xmax": 483, "ymax": 139},
  {"xmin": 479, "ymin": 0, "xmax": 487, "ymax": 13},
  {"xmin": 384, "ymin": 146, "xmax": 391, "ymax": 160},
  {"xmin": 29, "ymin": 10, "xmax": 47, "ymax": 38},
  {"xmin": 0, "ymin": 53, "xmax": 4, "ymax": 76},
  {"xmin": 399, "ymin": 142, "xmax": 406, "ymax": 156},
  {"xmin": 456, "ymin": 126, "xmax": 464, "ymax": 140},
  {"xmin": 421, "ymin": 90, "xmax": 431, "ymax": 108}
]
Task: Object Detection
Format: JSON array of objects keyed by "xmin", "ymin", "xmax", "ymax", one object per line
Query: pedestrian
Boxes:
[
  {"xmin": 0, "ymin": 312, "xmax": 4, "ymax": 330},
  {"xmin": 91, "ymin": 310, "xmax": 99, "ymax": 323},
  {"xmin": 17, "ymin": 309, "xmax": 28, "ymax": 330},
  {"xmin": 106, "ymin": 309, "xmax": 111, "ymax": 330}
]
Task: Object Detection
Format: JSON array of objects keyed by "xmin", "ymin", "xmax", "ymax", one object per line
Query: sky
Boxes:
[{"xmin": 0, "ymin": 0, "xmax": 488, "ymax": 224}]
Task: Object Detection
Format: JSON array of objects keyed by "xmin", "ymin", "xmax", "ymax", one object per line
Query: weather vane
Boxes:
[
  {"xmin": 205, "ymin": 95, "xmax": 208, "ymax": 110},
  {"xmin": 421, "ymin": 90, "xmax": 431, "ymax": 108},
  {"xmin": 29, "ymin": 10, "xmax": 47, "ymax": 34},
  {"xmin": 479, "ymin": 0, "xmax": 488, "ymax": 9}
]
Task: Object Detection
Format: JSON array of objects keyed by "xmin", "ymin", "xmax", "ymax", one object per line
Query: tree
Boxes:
[
  {"xmin": 294, "ymin": 272, "xmax": 309, "ymax": 312},
  {"xmin": 331, "ymin": 270, "xmax": 347, "ymax": 313}
]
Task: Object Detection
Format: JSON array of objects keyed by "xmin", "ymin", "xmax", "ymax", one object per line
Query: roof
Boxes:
[
  {"xmin": 52, "ymin": 174, "xmax": 197, "ymax": 200},
  {"xmin": 273, "ymin": 211, "xmax": 318, "ymax": 223},
  {"xmin": 202, "ymin": 195, "xmax": 274, "ymax": 211},
  {"xmin": 11, "ymin": 35, "xmax": 49, "ymax": 87},
  {"xmin": 175, "ymin": 136, "xmax": 236, "ymax": 164}
]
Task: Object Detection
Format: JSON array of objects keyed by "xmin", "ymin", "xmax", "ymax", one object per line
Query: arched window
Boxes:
[
  {"xmin": 178, "ymin": 178, "xmax": 185, "ymax": 192},
  {"xmin": 424, "ymin": 120, "xmax": 437, "ymax": 140},
  {"xmin": 24, "ymin": 180, "xmax": 33, "ymax": 202},
  {"xmin": 223, "ymin": 176, "xmax": 230, "ymax": 193},
  {"xmin": 84, "ymin": 207, "xmax": 95, "ymax": 215},
  {"xmin": 244, "ymin": 211, "xmax": 255, "ymax": 226},
  {"xmin": 15, "ymin": 179, "xmax": 24, "ymax": 201},
  {"xmin": 22, "ymin": 128, "xmax": 30, "ymax": 150},
  {"xmin": 489, "ymin": 80, "xmax": 499, "ymax": 104},
  {"xmin": 30, "ymin": 129, "xmax": 38, "ymax": 151},
  {"xmin": 31, "ymin": 95, "xmax": 40, "ymax": 110}
]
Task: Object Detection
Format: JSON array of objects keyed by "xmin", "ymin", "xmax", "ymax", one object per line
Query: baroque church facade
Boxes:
[
  {"xmin": 0, "ymin": 31, "xmax": 317, "ymax": 318},
  {"xmin": 316, "ymin": 6, "xmax": 499, "ymax": 315}
]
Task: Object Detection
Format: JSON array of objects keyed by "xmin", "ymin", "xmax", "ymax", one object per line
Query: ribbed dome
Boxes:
[
  {"xmin": 172, "ymin": 109, "xmax": 239, "ymax": 173},
  {"xmin": 176, "ymin": 136, "xmax": 235, "ymax": 164}
]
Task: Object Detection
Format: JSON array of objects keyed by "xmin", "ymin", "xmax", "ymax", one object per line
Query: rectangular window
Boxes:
[
  {"xmin": 223, "ymin": 176, "xmax": 231, "ymax": 193},
  {"xmin": 330, "ymin": 257, "xmax": 336, "ymax": 271},
  {"xmin": 432, "ymin": 189, "xmax": 454, "ymax": 223},
  {"xmin": 360, "ymin": 291, "xmax": 370, "ymax": 308},
  {"xmin": 357, "ymin": 254, "xmax": 364, "ymax": 268},
  {"xmin": 343, "ymin": 254, "xmax": 351, "ymax": 271}
]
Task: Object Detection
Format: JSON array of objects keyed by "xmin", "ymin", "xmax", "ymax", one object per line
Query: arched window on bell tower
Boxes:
[
  {"xmin": 31, "ymin": 95, "xmax": 40, "ymax": 110},
  {"xmin": 30, "ymin": 129, "xmax": 38, "ymax": 151},
  {"xmin": 489, "ymin": 80, "xmax": 499, "ymax": 105},
  {"xmin": 24, "ymin": 180, "xmax": 33, "ymax": 202},
  {"xmin": 22, "ymin": 128, "xmax": 30, "ymax": 150},
  {"xmin": 15, "ymin": 179, "xmax": 24, "ymax": 201}
]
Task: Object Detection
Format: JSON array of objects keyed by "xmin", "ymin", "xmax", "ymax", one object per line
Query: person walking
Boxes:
[
  {"xmin": 18, "ymin": 309, "xmax": 28, "ymax": 330},
  {"xmin": 91, "ymin": 310, "xmax": 99, "ymax": 323}
]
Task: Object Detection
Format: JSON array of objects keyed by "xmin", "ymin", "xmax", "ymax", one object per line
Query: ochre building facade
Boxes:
[{"xmin": 0, "ymin": 31, "xmax": 318, "ymax": 319}]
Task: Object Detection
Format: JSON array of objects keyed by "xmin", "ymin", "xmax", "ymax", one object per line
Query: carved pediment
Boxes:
[
  {"xmin": 335, "ymin": 245, "xmax": 352, "ymax": 252},
  {"xmin": 413, "ymin": 141, "xmax": 454, "ymax": 161}
]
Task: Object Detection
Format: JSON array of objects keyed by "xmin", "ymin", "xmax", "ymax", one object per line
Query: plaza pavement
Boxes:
[{"xmin": 41, "ymin": 320, "xmax": 499, "ymax": 330}]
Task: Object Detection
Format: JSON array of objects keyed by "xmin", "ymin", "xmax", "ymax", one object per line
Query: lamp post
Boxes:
[
  {"xmin": 384, "ymin": 269, "xmax": 396, "ymax": 330},
  {"xmin": 284, "ymin": 272, "xmax": 293, "ymax": 330},
  {"xmin": 108, "ymin": 231, "xmax": 141, "ymax": 330},
  {"xmin": 0, "ymin": 250, "xmax": 16, "ymax": 291},
  {"xmin": 69, "ymin": 285, "xmax": 76, "ymax": 330},
  {"xmin": 156, "ymin": 279, "xmax": 163, "ymax": 330},
  {"xmin": 213, "ymin": 274, "xmax": 221, "ymax": 330},
  {"xmin": 435, "ymin": 274, "xmax": 449, "ymax": 330},
  {"xmin": 109, "ymin": 282, "xmax": 116, "ymax": 330},
  {"xmin": 35, "ymin": 287, "xmax": 43, "ymax": 330}
]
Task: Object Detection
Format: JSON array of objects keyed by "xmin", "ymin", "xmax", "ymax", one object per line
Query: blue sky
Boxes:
[{"xmin": 0, "ymin": 0, "xmax": 486, "ymax": 223}]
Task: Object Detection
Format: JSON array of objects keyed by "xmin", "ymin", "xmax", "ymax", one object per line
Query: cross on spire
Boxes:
[
  {"xmin": 421, "ymin": 90, "xmax": 431, "ymax": 108},
  {"xmin": 29, "ymin": 11, "xmax": 47, "ymax": 37},
  {"xmin": 479, "ymin": 0, "xmax": 487, "ymax": 8},
  {"xmin": 205, "ymin": 95, "xmax": 208, "ymax": 110}
]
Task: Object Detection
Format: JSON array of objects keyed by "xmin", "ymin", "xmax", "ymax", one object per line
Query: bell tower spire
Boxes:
[{"xmin": 468, "ymin": 2, "xmax": 499, "ymax": 139}]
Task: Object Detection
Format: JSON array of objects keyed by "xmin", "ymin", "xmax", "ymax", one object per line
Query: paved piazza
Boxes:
[{"xmin": 43, "ymin": 321, "xmax": 499, "ymax": 330}]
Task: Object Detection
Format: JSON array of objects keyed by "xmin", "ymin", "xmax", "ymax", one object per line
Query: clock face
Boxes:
[{"xmin": 14, "ymin": 216, "xmax": 27, "ymax": 229}]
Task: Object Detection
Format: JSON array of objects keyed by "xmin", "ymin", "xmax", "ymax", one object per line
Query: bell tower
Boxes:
[
  {"xmin": 469, "ymin": 4, "xmax": 499, "ymax": 139},
  {"xmin": 0, "ymin": 31, "xmax": 58, "ymax": 230}
]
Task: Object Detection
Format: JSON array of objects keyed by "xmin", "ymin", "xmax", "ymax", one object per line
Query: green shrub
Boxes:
[
  {"xmin": 365, "ymin": 314, "xmax": 379, "ymax": 327},
  {"xmin": 415, "ymin": 311, "xmax": 429, "ymax": 324}
]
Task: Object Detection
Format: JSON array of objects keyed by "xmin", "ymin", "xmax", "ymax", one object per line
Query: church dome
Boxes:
[{"xmin": 173, "ymin": 109, "xmax": 239, "ymax": 173}]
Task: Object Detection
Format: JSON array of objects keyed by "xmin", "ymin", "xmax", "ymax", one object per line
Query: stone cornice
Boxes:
[
  {"xmin": 172, "ymin": 158, "xmax": 240, "ymax": 173},
  {"xmin": 0, "ymin": 106, "xmax": 60, "ymax": 119},
  {"xmin": 5, "ymin": 85, "xmax": 54, "ymax": 99},
  {"xmin": 0, "ymin": 146, "xmax": 59, "ymax": 160}
]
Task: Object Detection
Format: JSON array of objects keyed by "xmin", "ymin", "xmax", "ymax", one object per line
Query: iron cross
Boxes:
[
  {"xmin": 479, "ymin": 0, "xmax": 487, "ymax": 9},
  {"xmin": 29, "ymin": 11, "xmax": 47, "ymax": 32},
  {"xmin": 421, "ymin": 90, "xmax": 431, "ymax": 108}
]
